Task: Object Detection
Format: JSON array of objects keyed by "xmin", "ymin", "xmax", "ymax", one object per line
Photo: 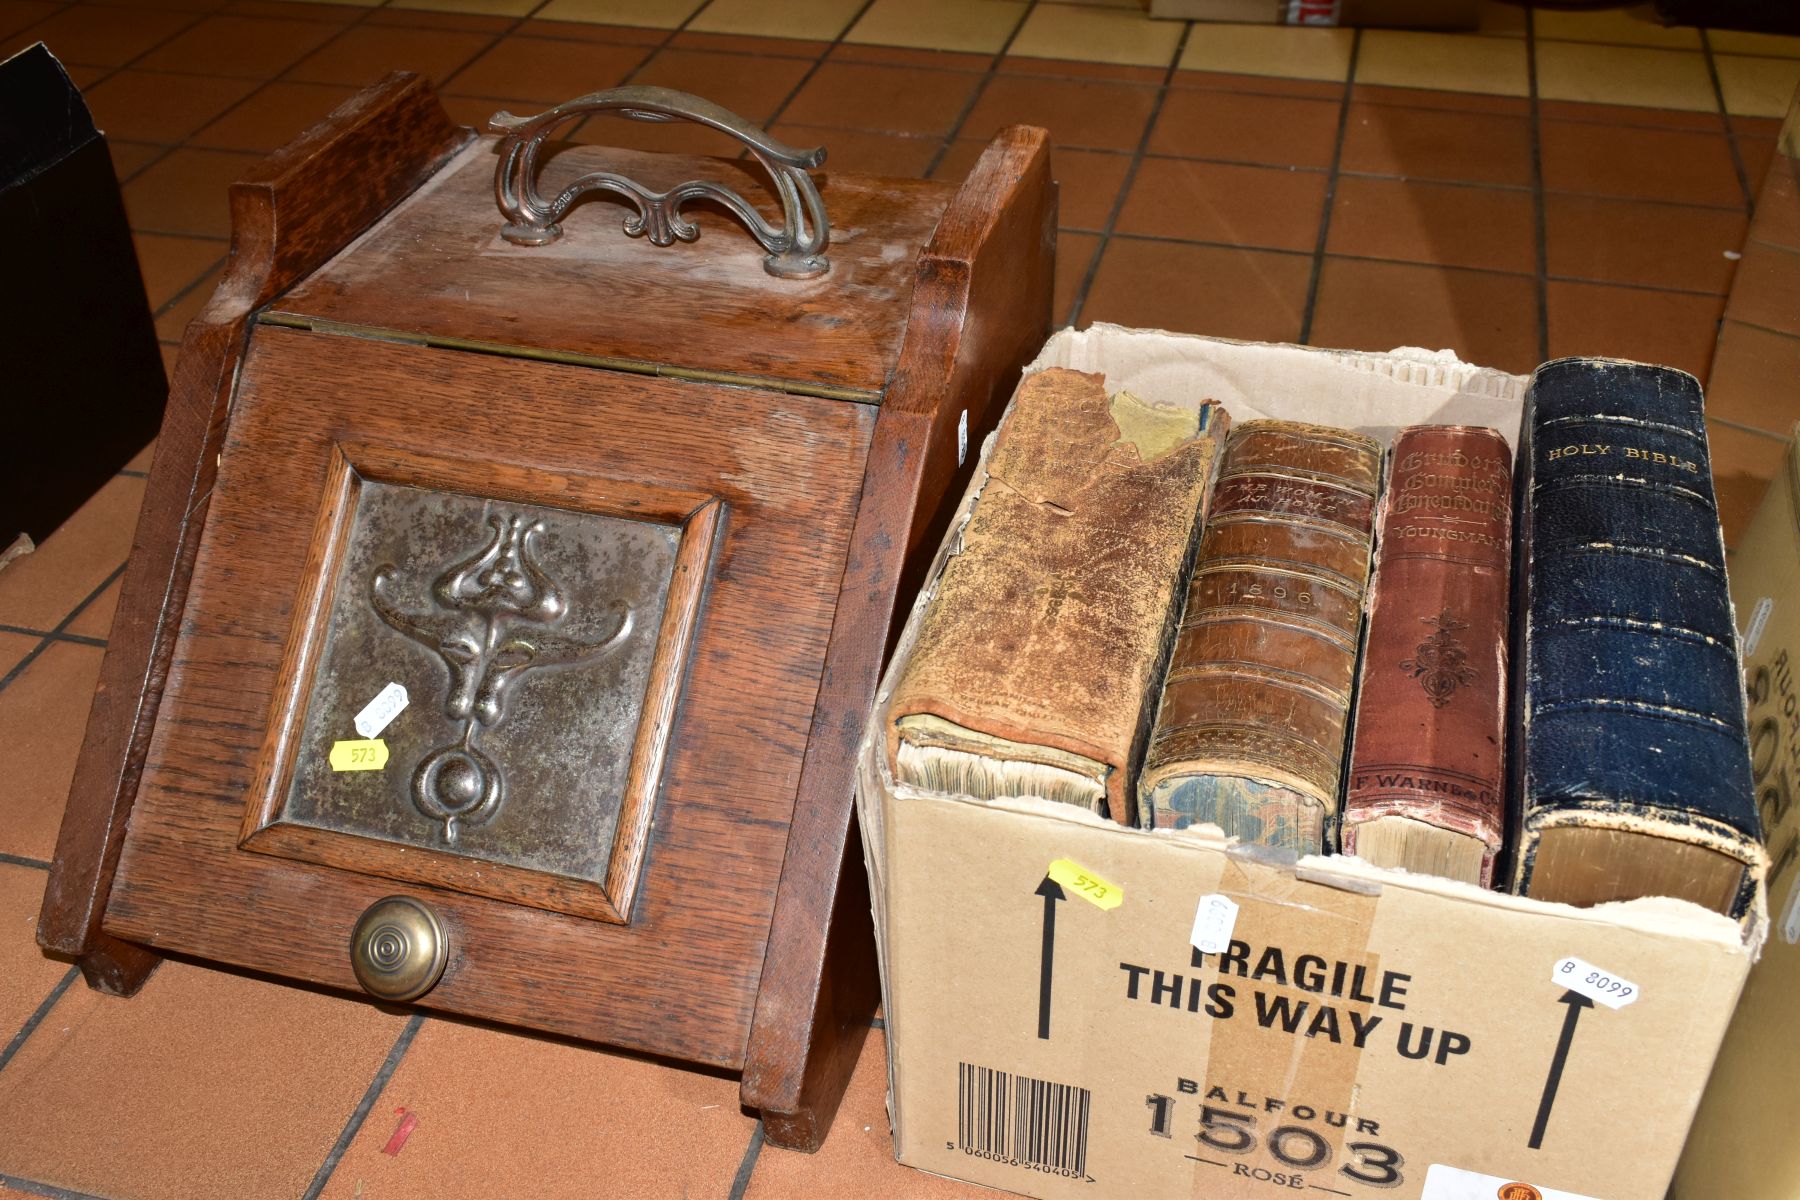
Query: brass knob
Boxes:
[{"xmin": 350, "ymin": 896, "xmax": 449, "ymax": 1002}]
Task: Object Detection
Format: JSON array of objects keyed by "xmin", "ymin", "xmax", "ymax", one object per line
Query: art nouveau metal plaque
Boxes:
[
  {"xmin": 242, "ymin": 447, "xmax": 720, "ymax": 922},
  {"xmin": 284, "ymin": 480, "xmax": 673, "ymax": 871}
]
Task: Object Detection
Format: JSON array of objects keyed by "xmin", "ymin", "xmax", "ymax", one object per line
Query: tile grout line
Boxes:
[
  {"xmin": 558, "ymin": 0, "xmax": 886, "ymax": 160},
  {"xmin": 1697, "ymin": 28, "xmax": 1757, "ymax": 214},
  {"xmin": 40, "ymin": 41, "xmax": 1394, "ymax": 94},
  {"xmin": 0, "ymin": 851, "xmax": 55, "ymax": 871},
  {"xmin": 87, "ymin": 0, "xmax": 417, "ymax": 289},
  {"xmin": 392, "ymin": 90, "xmax": 1769, "ymax": 219},
  {"xmin": 140, "ymin": 0, "xmax": 578, "ymax": 334},
  {"xmin": 43, "ymin": 4, "xmax": 226, "ymax": 192},
  {"xmin": 754, "ymin": 0, "xmax": 881, "ymax": 135},
  {"xmin": 0, "ymin": 562, "xmax": 128, "ymax": 699},
  {"xmin": 0, "ymin": 966, "xmax": 80, "ymax": 1075},
  {"xmin": 34, "ymin": 0, "xmax": 1764, "ymax": 61},
  {"xmin": 1065, "ymin": 20, "xmax": 1194, "ymax": 329},
  {"xmin": 45, "ymin": 560, "xmax": 125, "ymax": 633},
  {"xmin": 1720, "ymin": 311, "xmax": 1800, "ymax": 343},
  {"xmin": 617, "ymin": 5, "xmax": 707, "ymax": 83},
  {"xmin": 1100, "ymin": 226, "xmax": 1741, "ymax": 299},
  {"xmin": 0, "ymin": 1171, "xmax": 115, "ymax": 1200},
  {"xmin": 83, "ymin": 40, "xmax": 1754, "ymax": 124},
  {"xmin": 150, "ymin": 252, "xmax": 231, "ymax": 328},
  {"xmin": 726, "ymin": 1121, "xmax": 766, "ymax": 1200},
  {"xmin": 179, "ymin": 0, "xmax": 733, "ymax": 204},
  {"xmin": 920, "ymin": 0, "xmax": 1040, "ymax": 181},
  {"xmin": 26, "ymin": 0, "xmax": 1796, "ymax": 90},
  {"xmin": 18, "ymin": 3, "xmax": 215, "ymax": 95},
  {"xmin": 0, "ymin": 624, "xmax": 106, "ymax": 647},
  {"xmin": 1335, "ymin": 169, "xmax": 1750, "ymax": 214},
  {"xmin": 1710, "ymin": 412, "xmax": 1796, "ymax": 441},
  {"xmin": 380, "ymin": 0, "xmax": 577, "ymax": 132},
  {"xmin": 561, "ymin": 0, "xmax": 728, "ymax": 140},
  {"xmin": 1296, "ymin": 27, "xmax": 1360, "ymax": 347},
  {"xmin": 0, "ymin": 642, "xmax": 53, "ymax": 699},
  {"xmin": 64, "ymin": 0, "xmax": 406, "ymax": 190},
  {"xmin": 73, "ymin": 25, "xmax": 1769, "ymax": 184},
  {"xmin": 301, "ymin": 1012, "xmax": 427, "ymax": 1200},
  {"xmin": 1525, "ymin": 5, "xmax": 1549, "ymax": 364}
]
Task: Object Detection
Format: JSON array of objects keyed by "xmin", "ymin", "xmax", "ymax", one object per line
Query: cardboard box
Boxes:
[
  {"xmin": 1148, "ymin": 0, "xmax": 1478, "ymax": 30},
  {"xmin": 1674, "ymin": 426, "xmax": 1800, "ymax": 1200},
  {"xmin": 857, "ymin": 326, "xmax": 1763, "ymax": 1200}
]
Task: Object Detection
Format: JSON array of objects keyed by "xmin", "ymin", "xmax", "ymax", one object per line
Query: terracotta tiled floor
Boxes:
[{"xmin": 3, "ymin": 1, "xmax": 1799, "ymax": 1196}]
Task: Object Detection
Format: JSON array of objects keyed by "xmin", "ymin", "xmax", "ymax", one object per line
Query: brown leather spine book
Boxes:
[
  {"xmin": 1137, "ymin": 420, "xmax": 1382, "ymax": 849},
  {"xmin": 1342, "ymin": 426, "xmax": 1512, "ymax": 886},
  {"xmin": 885, "ymin": 368, "xmax": 1227, "ymax": 824}
]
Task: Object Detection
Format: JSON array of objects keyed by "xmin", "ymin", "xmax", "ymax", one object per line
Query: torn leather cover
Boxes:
[
  {"xmin": 884, "ymin": 367, "xmax": 1226, "ymax": 823},
  {"xmin": 1511, "ymin": 357, "xmax": 1768, "ymax": 918},
  {"xmin": 1343, "ymin": 425, "xmax": 1513, "ymax": 884}
]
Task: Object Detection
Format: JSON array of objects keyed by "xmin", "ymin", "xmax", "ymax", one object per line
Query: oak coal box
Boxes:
[{"xmin": 37, "ymin": 73, "xmax": 1054, "ymax": 1149}]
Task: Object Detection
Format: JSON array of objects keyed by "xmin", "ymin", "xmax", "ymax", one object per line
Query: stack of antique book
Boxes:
[{"xmin": 885, "ymin": 358, "xmax": 1767, "ymax": 918}]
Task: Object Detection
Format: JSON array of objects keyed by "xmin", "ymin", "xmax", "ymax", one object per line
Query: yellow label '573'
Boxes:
[
  {"xmin": 1048, "ymin": 858, "xmax": 1123, "ymax": 910},
  {"xmin": 329, "ymin": 739, "xmax": 389, "ymax": 772}
]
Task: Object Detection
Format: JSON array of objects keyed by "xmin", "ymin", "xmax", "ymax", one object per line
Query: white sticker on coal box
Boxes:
[
  {"xmin": 1782, "ymin": 875, "xmax": 1800, "ymax": 946},
  {"xmin": 1190, "ymin": 893, "xmax": 1239, "ymax": 954},
  {"xmin": 1551, "ymin": 955, "xmax": 1639, "ymax": 1009},
  {"xmin": 1744, "ymin": 596, "xmax": 1774, "ymax": 656},
  {"xmin": 1422, "ymin": 1164, "xmax": 1600, "ymax": 1200},
  {"xmin": 354, "ymin": 681, "xmax": 409, "ymax": 739}
]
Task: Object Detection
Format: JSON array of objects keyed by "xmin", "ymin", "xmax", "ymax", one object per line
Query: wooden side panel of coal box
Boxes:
[
  {"xmin": 742, "ymin": 125, "xmax": 1056, "ymax": 1149},
  {"xmin": 37, "ymin": 72, "xmax": 473, "ymax": 996}
]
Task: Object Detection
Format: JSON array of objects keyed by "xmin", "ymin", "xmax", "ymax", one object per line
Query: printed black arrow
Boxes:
[
  {"xmin": 1528, "ymin": 990, "xmax": 1594, "ymax": 1149},
  {"xmin": 1035, "ymin": 876, "xmax": 1065, "ymax": 1041}
]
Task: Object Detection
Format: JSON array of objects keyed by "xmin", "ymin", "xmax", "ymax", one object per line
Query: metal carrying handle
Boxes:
[{"xmin": 488, "ymin": 86, "xmax": 830, "ymax": 279}]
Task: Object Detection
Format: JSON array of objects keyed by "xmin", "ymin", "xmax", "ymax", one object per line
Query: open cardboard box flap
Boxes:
[{"xmin": 856, "ymin": 326, "xmax": 1762, "ymax": 1200}]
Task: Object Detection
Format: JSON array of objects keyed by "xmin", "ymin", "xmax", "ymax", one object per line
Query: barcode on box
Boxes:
[{"xmin": 956, "ymin": 1062, "xmax": 1092, "ymax": 1179}]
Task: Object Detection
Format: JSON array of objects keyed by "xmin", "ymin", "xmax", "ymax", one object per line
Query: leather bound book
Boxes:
[
  {"xmin": 1343, "ymin": 425, "xmax": 1512, "ymax": 886},
  {"xmin": 1137, "ymin": 420, "xmax": 1382, "ymax": 849},
  {"xmin": 1512, "ymin": 358, "xmax": 1766, "ymax": 919},
  {"xmin": 885, "ymin": 368, "xmax": 1227, "ymax": 823}
]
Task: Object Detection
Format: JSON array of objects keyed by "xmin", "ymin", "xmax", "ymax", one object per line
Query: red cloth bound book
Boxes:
[{"xmin": 1343, "ymin": 425, "xmax": 1512, "ymax": 885}]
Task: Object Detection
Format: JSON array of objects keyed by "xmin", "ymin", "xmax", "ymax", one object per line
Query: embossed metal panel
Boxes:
[{"xmin": 279, "ymin": 480, "xmax": 678, "ymax": 884}]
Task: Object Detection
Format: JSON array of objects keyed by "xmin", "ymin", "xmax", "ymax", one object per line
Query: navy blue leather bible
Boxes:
[{"xmin": 1511, "ymin": 358, "xmax": 1765, "ymax": 919}]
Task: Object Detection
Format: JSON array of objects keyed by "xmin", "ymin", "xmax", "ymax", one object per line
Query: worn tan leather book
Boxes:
[
  {"xmin": 1342, "ymin": 425, "xmax": 1512, "ymax": 886},
  {"xmin": 1137, "ymin": 420, "xmax": 1382, "ymax": 849},
  {"xmin": 885, "ymin": 367, "xmax": 1228, "ymax": 823}
]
